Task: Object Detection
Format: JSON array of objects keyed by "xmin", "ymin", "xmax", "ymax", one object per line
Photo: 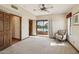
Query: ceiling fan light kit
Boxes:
[{"xmin": 33, "ymin": 4, "xmax": 53, "ymax": 13}]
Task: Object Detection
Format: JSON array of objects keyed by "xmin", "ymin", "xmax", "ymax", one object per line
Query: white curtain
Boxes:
[{"xmin": 48, "ymin": 18, "xmax": 53, "ymax": 38}]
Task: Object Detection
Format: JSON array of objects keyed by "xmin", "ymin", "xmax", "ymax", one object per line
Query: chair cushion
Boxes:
[{"xmin": 55, "ymin": 33, "xmax": 63, "ymax": 39}]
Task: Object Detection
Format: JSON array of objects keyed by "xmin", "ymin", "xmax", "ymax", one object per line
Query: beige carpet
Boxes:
[{"xmin": 0, "ymin": 36, "xmax": 78, "ymax": 54}]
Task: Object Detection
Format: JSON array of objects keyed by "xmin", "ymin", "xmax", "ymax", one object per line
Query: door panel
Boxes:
[
  {"xmin": 4, "ymin": 14, "xmax": 10, "ymax": 31},
  {"xmin": 29, "ymin": 20, "xmax": 33, "ymax": 36},
  {"xmin": 0, "ymin": 13, "xmax": 4, "ymax": 49},
  {"xmin": 4, "ymin": 31, "xmax": 10, "ymax": 47},
  {"xmin": 4, "ymin": 21, "xmax": 10, "ymax": 31},
  {"xmin": 4, "ymin": 13, "xmax": 10, "ymax": 19},
  {"xmin": 0, "ymin": 32, "xmax": 4, "ymax": 47},
  {"xmin": 0, "ymin": 18, "xmax": 3, "ymax": 31},
  {"xmin": 0, "ymin": 12, "xmax": 12, "ymax": 50},
  {"xmin": 36, "ymin": 20, "xmax": 48, "ymax": 35},
  {"xmin": 4, "ymin": 13, "xmax": 11, "ymax": 47},
  {"xmin": 0, "ymin": 12, "xmax": 3, "ymax": 18}
]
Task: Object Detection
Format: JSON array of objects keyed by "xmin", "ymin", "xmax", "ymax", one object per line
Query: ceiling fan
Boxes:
[{"xmin": 33, "ymin": 4, "xmax": 53, "ymax": 12}]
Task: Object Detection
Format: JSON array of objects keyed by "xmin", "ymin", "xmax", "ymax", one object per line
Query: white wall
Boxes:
[
  {"xmin": 32, "ymin": 20, "xmax": 36, "ymax": 35},
  {"xmin": 66, "ymin": 5, "xmax": 79, "ymax": 51},
  {"xmin": 22, "ymin": 16, "xmax": 29, "ymax": 39},
  {"xmin": 52, "ymin": 14, "xmax": 66, "ymax": 36},
  {"xmin": 36, "ymin": 14, "xmax": 66, "ymax": 38},
  {"xmin": 0, "ymin": 4, "xmax": 36, "ymax": 40}
]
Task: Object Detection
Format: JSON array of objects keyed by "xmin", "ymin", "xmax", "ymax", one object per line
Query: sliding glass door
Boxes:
[{"xmin": 36, "ymin": 20, "xmax": 48, "ymax": 35}]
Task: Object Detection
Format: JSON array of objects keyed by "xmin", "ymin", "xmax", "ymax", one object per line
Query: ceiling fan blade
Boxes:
[{"xmin": 44, "ymin": 9, "xmax": 50, "ymax": 13}]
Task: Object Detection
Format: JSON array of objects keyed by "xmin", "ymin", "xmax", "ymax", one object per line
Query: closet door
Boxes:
[
  {"xmin": 0, "ymin": 12, "xmax": 4, "ymax": 48},
  {"xmin": 4, "ymin": 13, "xmax": 11, "ymax": 47}
]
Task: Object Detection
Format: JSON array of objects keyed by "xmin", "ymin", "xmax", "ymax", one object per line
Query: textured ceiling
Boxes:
[{"xmin": 19, "ymin": 4, "xmax": 75, "ymax": 16}]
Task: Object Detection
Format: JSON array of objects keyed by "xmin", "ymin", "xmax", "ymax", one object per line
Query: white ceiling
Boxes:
[{"xmin": 19, "ymin": 4, "xmax": 75, "ymax": 16}]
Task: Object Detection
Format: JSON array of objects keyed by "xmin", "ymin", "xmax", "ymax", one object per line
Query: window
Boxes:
[{"xmin": 36, "ymin": 20, "xmax": 48, "ymax": 35}]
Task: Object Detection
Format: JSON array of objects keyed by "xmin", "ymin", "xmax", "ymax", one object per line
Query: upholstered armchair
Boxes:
[{"xmin": 54, "ymin": 30, "xmax": 67, "ymax": 41}]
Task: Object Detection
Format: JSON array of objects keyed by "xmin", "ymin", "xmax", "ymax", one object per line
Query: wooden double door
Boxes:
[{"xmin": 0, "ymin": 12, "xmax": 12, "ymax": 50}]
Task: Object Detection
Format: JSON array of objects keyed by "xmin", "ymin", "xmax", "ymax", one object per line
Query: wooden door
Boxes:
[
  {"xmin": 0, "ymin": 12, "xmax": 4, "ymax": 49},
  {"xmin": 4, "ymin": 13, "xmax": 12, "ymax": 47},
  {"xmin": 12, "ymin": 15, "xmax": 21, "ymax": 40},
  {"xmin": 29, "ymin": 20, "xmax": 33, "ymax": 36}
]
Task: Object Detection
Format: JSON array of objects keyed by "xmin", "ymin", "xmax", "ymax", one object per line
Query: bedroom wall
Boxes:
[
  {"xmin": 52, "ymin": 14, "xmax": 66, "ymax": 36},
  {"xmin": 36, "ymin": 14, "xmax": 66, "ymax": 38},
  {"xmin": 0, "ymin": 4, "xmax": 36, "ymax": 40},
  {"xmin": 32, "ymin": 20, "xmax": 36, "ymax": 35},
  {"xmin": 66, "ymin": 5, "xmax": 79, "ymax": 51}
]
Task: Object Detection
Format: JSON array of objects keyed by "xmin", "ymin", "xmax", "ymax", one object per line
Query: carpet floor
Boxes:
[{"xmin": 0, "ymin": 36, "xmax": 78, "ymax": 54}]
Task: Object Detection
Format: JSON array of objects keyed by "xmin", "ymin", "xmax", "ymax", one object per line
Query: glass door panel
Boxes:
[{"xmin": 36, "ymin": 20, "xmax": 48, "ymax": 35}]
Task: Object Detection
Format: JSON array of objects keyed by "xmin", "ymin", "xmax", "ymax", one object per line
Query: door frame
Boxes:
[
  {"xmin": 10, "ymin": 14, "xmax": 22, "ymax": 40},
  {"xmin": 29, "ymin": 19, "xmax": 33, "ymax": 36}
]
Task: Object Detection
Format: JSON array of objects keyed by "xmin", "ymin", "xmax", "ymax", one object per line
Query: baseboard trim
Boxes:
[
  {"xmin": 22, "ymin": 36, "xmax": 30, "ymax": 40},
  {"xmin": 67, "ymin": 40, "xmax": 79, "ymax": 53}
]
